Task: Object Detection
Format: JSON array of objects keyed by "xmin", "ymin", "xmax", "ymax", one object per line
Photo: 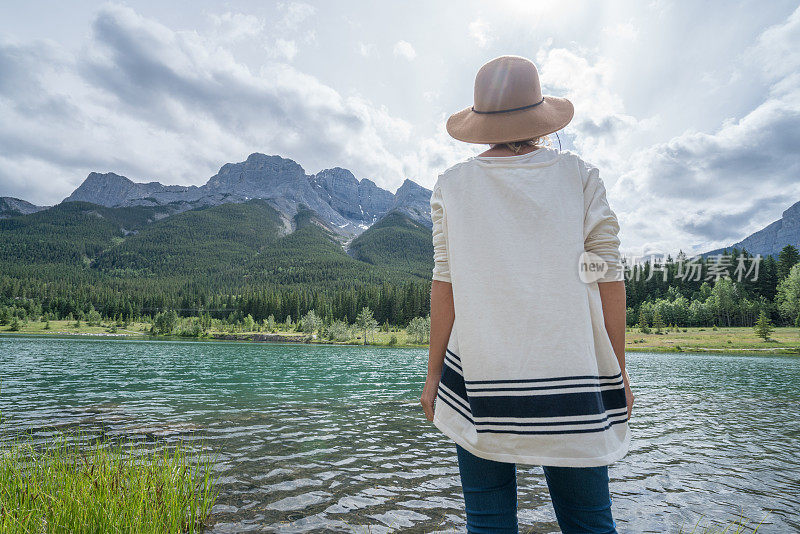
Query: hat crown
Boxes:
[{"xmin": 473, "ymin": 56, "xmax": 543, "ymax": 113}]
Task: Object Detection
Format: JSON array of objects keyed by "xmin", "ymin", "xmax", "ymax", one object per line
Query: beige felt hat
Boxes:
[{"xmin": 446, "ymin": 55, "xmax": 574, "ymax": 144}]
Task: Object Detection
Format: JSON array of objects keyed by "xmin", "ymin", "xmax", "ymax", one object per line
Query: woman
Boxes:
[{"xmin": 420, "ymin": 55, "xmax": 634, "ymax": 534}]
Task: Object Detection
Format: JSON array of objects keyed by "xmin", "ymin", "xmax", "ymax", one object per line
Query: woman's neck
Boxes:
[{"xmin": 478, "ymin": 144, "xmax": 541, "ymax": 158}]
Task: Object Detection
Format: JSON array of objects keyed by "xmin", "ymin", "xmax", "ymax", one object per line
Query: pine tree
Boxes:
[
  {"xmin": 754, "ymin": 310, "xmax": 773, "ymax": 341},
  {"xmin": 638, "ymin": 308, "xmax": 650, "ymax": 334},
  {"xmin": 652, "ymin": 309, "xmax": 665, "ymax": 334},
  {"xmin": 778, "ymin": 245, "xmax": 800, "ymax": 280}
]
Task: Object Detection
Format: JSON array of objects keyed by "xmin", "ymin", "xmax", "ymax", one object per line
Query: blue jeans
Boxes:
[{"xmin": 456, "ymin": 443, "xmax": 617, "ymax": 533}]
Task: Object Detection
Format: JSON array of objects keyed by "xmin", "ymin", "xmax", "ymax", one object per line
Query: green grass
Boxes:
[
  {"xmin": 679, "ymin": 509, "xmax": 770, "ymax": 533},
  {"xmin": 625, "ymin": 326, "xmax": 800, "ymax": 354},
  {"xmin": 6, "ymin": 321, "xmax": 800, "ymax": 353},
  {"xmin": 0, "ymin": 319, "xmax": 150, "ymax": 337},
  {"xmin": 0, "ymin": 320, "xmax": 432, "ymax": 348},
  {"xmin": 0, "ymin": 432, "xmax": 218, "ymax": 533}
]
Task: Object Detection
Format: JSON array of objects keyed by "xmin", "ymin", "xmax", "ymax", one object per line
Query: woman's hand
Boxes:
[
  {"xmin": 623, "ymin": 369, "xmax": 634, "ymax": 421},
  {"xmin": 420, "ymin": 374, "xmax": 440, "ymax": 422}
]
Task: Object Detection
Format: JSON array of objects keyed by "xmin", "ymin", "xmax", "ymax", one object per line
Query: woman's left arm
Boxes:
[
  {"xmin": 583, "ymin": 164, "xmax": 633, "ymax": 420},
  {"xmin": 421, "ymin": 280, "xmax": 455, "ymax": 421}
]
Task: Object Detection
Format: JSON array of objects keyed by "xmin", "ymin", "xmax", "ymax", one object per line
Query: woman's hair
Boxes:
[{"xmin": 490, "ymin": 135, "xmax": 551, "ymax": 154}]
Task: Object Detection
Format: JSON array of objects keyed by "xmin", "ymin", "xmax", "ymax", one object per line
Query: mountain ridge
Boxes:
[
  {"xmin": 705, "ymin": 199, "xmax": 800, "ymax": 258},
  {"xmin": 0, "ymin": 196, "xmax": 49, "ymax": 218},
  {"xmin": 61, "ymin": 153, "xmax": 431, "ymax": 237}
]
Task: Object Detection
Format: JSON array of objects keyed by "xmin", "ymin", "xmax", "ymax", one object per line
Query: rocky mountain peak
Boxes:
[
  {"xmin": 213, "ymin": 154, "xmax": 304, "ymax": 182},
  {"xmin": 65, "ymin": 171, "xmax": 203, "ymax": 208},
  {"xmin": 390, "ymin": 178, "xmax": 433, "ymax": 228},
  {"xmin": 313, "ymin": 167, "xmax": 359, "ymax": 189},
  {"xmin": 394, "ymin": 178, "xmax": 427, "ymax": 198},
  {"xmin": 65, "ymin": 172, "xmax": 138, "ymax": 207},
  {"xmin": 309, "ymin": 167, "xmax": 392, "ymax": 226}
]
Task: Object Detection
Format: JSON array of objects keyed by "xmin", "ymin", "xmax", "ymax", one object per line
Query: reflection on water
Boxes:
[{"xmin": 1, "ymin": 335, "xmax": 798, "ymax": 533}]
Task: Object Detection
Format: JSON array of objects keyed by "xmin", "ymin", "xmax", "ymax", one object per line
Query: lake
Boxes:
[{"xmin": 1, "ymin": 335, "xmax": 798, "ymax": 533}]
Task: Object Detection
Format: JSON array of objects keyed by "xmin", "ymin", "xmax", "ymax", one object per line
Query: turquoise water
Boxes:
[{"xmin": 1, "ymin": 335, "xmax": 798, "ymax": 533}]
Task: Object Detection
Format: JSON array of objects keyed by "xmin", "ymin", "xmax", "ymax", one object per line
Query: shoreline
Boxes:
[
  {"xmin": 0, "ymin": 330, "xmax": 429, "ymax": 349},
  {"xmin": 3, "ymin": 329, "xmax": 799, "ymax": 355},
  {"xmin": 625, "ymin": 345, "xmax": 800, "ymax": 355}
]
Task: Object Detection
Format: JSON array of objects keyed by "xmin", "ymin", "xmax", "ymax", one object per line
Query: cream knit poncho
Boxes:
[{"xmin": 429, "ymin": 147, "xmax": 631, "ymax": 467}]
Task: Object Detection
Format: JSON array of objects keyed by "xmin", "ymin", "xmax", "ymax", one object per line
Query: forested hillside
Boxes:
[
  {"xmin": 348, "ymin": 211, "xmax": 435, "ymax": 280},
  {"xmin": 2, "ymin": 198, "xmax": 800, "ymax": 331},
  {"xmin": 0, "ymin": 199, "xmax": 432, "ymax": 327}
]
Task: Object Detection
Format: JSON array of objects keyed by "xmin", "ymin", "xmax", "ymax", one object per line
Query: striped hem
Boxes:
[{"xmin": 437, "ymin": 349, "xmax": 628, "ymax": 435}]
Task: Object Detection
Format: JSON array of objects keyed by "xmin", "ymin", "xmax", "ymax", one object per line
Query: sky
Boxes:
[{"xmin": 0, "ymin": 0, "xmax": 798, "ymax": 256}]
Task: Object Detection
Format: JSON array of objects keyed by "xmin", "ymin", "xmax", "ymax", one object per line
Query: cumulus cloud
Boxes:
[
  {"xmin": 536, "ymin": 47, "xmax": 653, "ymax": 177},
  {"xmin": 392, "ymin": 40, "xmax": 416, "ymax": 60},
  {"xmin": 531, "ymin": 6, "xmax": 800, "ymax": 255},
  {"xmin": 749, "ymin": 6, "xmax": 800, "ymax": 80},
  {"xmin": 614, "ymin": 93, "xmax": 800, "ymax": 249},
  {"xmin": 0, "ymin": 4, "xmax": 458, "ymax": 205},
  {"xmin": 609, "ymin": 6, "xmax": 800, "ymax": 254},
  {"xmin": 1, "ymin": 2, "xmax": 796, "ymax": 257}
]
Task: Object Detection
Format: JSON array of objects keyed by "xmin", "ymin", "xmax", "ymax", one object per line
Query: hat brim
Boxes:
[{"xmin": 446, "ymin": 96, "xmax": 574, "ymax": 144}]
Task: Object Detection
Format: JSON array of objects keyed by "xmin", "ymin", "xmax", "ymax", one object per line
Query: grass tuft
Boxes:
[
  {"xmin": 0, "ymin": 431, "xmax": 218, "ymax": 533},
  {"xmin": 679, "ymin": 508, "xmax": 770, "ymax": 533}
]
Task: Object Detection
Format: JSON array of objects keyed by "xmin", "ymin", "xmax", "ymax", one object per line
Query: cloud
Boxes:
[
  {"xmin": 208, "ymin": 12, "xmax": 264, "ymax": 43},
  {"xmin": 468, "ymin": 19, "xmax": 495, "ymax": 48},
  {"xmin": 747, "ymin": 4, "xmax": 800, "ymax": 84},
  {"xmin": 279, "ymin": 2, "xmax": 316, "ymax": 30},
  {"xmin": 678, "ymin": 195, "xmax": 789, "ymax": 242},
  {"xmin": 536, "ymin": 46, "xmax": 653, "ymax": 177},
  {"xmin": 531, "ymin": 6, "xmax": 800, "ymax": 256},
  {"xmin": 267, "ymin": 38, "xmax": 298, "ymax": 61},
  {"xmin": 609, "ymin": 7, "xmax": 800, "ymax": 254},
  {"xmin": 0, "ymin": 4, "xmax": 462, "ymax": 205},
  {"xmin": 1, "ymin": 1, "xmax": 796, "ymax": 257},
  {"xmin": 392, "ymin": 40, "xmax": 416, "ymax": 60}
]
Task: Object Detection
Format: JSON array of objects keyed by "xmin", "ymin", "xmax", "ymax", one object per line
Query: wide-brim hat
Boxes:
[{"xmin": 446, "ymin": 55, "xmax": 573, "ymax": 144}]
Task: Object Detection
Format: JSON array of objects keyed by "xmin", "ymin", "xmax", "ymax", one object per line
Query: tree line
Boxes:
[
  {"xmin": 626, "ymin": 245, "xmax": 800, "ymax": 329},
  {"xmin": 2, "ymin": 245, "xmax": 799, "ymax": 331}
]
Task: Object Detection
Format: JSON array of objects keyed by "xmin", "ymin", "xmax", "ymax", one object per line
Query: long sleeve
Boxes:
[
  {"xmin": 430, "ymin": 184, "xmax": 451, "ymax": 283},
  {"xmin": 583, "ymin": 166, "xmax": 624, "ymax": 283}
]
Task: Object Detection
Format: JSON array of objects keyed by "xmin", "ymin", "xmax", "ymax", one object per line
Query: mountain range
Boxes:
[
  {"xmin": 57, "ymin": 153, "xmax": 432, "ymax": 240},
  {"xmin": 0, "ymin": 153, "xmax": 437, "ymax": 289},
  {"xmin": 2, "ymin": 152, "xmax": 799, "ymax": 270}
]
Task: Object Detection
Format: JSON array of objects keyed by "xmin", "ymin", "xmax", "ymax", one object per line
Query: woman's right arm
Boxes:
[{"xmin": 420, "ymin": 184, "xmax": 454, "ymax": 422}]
